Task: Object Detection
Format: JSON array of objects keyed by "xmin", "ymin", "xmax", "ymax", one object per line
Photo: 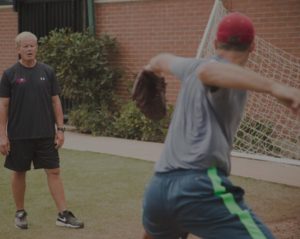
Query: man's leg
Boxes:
[
  {"xmin": 45, "ymin": 168, "xmax": 67, "ymax": 212},
  {"xmin": 143, "ymin": 173, "xmax": 189, "ymax": 239},
  {"xmin": 12, "ymin": 171, "xmax": 28, "ymax": 229},
  {"xmin": 12, "ymin": 171, "xmax": 26, "ymax": 210},
  {"xmin": 143, "ymin": 229, "xmax": 187, "ymax": 239},
  {"xmin": 180, "ymin": 167, "xmax": 275, "ymax": 239},
  {"xmin": 45, "ymin": 167, "xmax": 84, "ymax": 228}
]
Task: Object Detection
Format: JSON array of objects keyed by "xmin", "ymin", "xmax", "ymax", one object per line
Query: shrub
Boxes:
[
  {"xmin": 37, "ymin": 28, "xmax": 174, "ymax": 143},
  {"xmin": 68, "ymin": 103, "xmax": 116, "ymax": 136},
  {"xmin": 38, "ymin": 28, "xmax": 121, "ymax": 105},
  {"xmin": 113, "ymin": 101, "xmax": 173, "ymax": 142}
]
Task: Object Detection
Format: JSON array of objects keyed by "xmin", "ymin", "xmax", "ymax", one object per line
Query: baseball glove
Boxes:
[{"xmin": 132, "ymin": 70, "xmax": 167, "ymax": 121}]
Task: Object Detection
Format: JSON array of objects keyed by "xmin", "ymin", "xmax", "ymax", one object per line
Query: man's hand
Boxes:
[
  {"xmin": 55, "ymin": 131, "xmax": 65, "ymax": 149},
  {"xmin": 0, "ymin": 135, "xmax": 10, "ymax": 156},
  {"xmin": 271, "ymin": 83, "xmax": 300, "ymax": 114}
]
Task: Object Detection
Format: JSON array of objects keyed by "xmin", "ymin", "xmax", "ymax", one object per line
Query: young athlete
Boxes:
[{"xmin": 142, "ymin": 12, "xmax": 300, "ymax": 239}]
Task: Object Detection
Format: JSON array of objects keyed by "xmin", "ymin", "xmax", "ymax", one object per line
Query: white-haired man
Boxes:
[{"xmin": 0, "ymin": 31, "xmax": 84, "ymax": 229}]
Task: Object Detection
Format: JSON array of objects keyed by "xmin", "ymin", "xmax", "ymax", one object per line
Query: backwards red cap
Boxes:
[{"xmin": 216, "ymin": 12, "xmax": 255, "ymax": 45}]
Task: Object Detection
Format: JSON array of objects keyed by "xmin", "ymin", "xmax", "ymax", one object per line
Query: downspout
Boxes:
[{"xmin": 87, "ymin": 0, "xmax": 95, "ymax": 35}]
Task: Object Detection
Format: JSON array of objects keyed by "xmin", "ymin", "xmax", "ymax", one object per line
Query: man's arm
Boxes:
[
  {"xmin": 0, "ymin": 97, "xmax": 10, "ymax": 155},
  {"xmin": 52, "ymin": 95, "xmax": 65, "ymax": 148},
  {"xmin": 145, "ymin": 53, "xmax": 199, "ymax": 83},
  {"xmin": 198, "ymin": 62, "xmax": 300, "ymax": 113},
  {"xmin": 144, "ymin": 53, "xmax": 178, "ymax": 76}
]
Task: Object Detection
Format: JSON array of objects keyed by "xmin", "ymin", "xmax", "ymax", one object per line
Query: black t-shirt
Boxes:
[{"xmin": 0, "ymin": 62, "xmax": 61, "ymax": 140}]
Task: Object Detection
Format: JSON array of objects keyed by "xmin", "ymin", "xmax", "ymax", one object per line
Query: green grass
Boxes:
[
  {"xmin": 0, "ymin": 149, "xmax": 153, "ymax": 239},
  {"xmin": 0, "ymin": 149, "xmax": 299, "ymax": 239}
]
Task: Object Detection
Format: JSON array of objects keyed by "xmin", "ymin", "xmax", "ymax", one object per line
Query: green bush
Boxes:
[
  {"xmin": 38, "ymin": 28, "xmax": 121, "ymax": 105},
  {"xmin": 37, "ymin": 28, "xmax": 174, "ymax": 143},
  {"xmin": 113, "ymin": 101, "xmax": 173, "ymax": 142},
  {"xmin": 68, "ymin": 103, "xmax": 116, "ymax": 136}
]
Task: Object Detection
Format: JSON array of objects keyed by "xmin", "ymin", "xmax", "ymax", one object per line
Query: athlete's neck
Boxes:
[
  {"xmin": 19, "ymin": 59, "xmax": 37, "ymax": 68},
  {"xmin": 216, "ymin": 49, "xmax": 250, "ymax": 66}
]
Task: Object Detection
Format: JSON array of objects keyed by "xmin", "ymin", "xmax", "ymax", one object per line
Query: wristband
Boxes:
[{"xmin": 57, "ymin": 127, "xmax": 65, "ymax": 132}]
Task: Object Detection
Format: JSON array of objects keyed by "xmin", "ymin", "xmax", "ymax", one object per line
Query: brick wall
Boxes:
[
  {"xmin": 95, "ymin": 0, "xmax": 300, "ymax": 103},
  {"xmin": 1, "ymin": 1, "xmax": 299, "ymax": 103},
  {"xmin": 0, "ymin": 7, "xmax": 18, "ymax": 75},
  {"xmin": 95, "ymin": 0, "xmax": 213, "ymax": 102}
]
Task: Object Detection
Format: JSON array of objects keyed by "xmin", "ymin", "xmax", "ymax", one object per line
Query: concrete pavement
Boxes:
[{"xmin": 63, "ymin": 131, "xmax": 300, "ymax": 188}]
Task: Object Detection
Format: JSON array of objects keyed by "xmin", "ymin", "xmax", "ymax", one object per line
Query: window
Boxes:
[
  {"xmin": 16, "ymin": 0, "xmax": 86, "ymax": 39},
  {"xmin": 0, "ymin": 0, "xmax": 13, "ymax": 5}
]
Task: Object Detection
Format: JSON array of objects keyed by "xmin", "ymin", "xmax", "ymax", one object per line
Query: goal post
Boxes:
[{"xmin": 197, "ymin": 0, "xmax": 300, "ymax": 163}]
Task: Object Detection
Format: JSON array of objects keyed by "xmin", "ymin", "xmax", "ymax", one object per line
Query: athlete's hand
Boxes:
[
  {"xmin": 55, "ymin": 131, "xmax": 65, "ymax": 149},
  {"xmin": 271, "ymin": 83, "xmax": 300, "ymax": 114},
  {"xmin": 0, "ymin": 135, "xmax": 10, "ymax": 156},
  {"xmin": 143, "ymin": 231, "xmax": 155, "ymax": 239}
]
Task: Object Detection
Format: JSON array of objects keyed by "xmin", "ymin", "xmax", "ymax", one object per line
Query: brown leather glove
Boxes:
[{"xmin": 132, "ymin": 70, "xmax": 167, "ymax": 121}]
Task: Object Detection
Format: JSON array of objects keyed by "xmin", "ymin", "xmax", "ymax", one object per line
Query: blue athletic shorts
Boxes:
[
  {"xmin": 142, "ymin": 168, "xmax": 274, "ymax": 239},
  {"xmin": 4, "ymin": 138, "xmax": 59, "ymax": 172}
]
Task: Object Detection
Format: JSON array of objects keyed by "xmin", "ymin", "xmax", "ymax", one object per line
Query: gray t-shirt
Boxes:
[{"xmin": 154, "ymin": 56, "xmax": 247, "ymax": 175}]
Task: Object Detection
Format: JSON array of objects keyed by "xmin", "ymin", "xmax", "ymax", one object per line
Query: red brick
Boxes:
[{"xmin": 1, "ymin": 1, "xmax": 299, "ymax": 104}]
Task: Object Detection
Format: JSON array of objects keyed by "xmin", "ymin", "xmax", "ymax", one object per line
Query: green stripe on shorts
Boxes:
[{"xmin": 207, "ymin": 167, "xmax": 267, "ymax": 239}]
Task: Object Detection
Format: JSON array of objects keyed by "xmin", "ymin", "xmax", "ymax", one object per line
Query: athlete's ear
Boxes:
[{"xmin": 249, "ymin": 41, "xmax": 255, "ymax": 53}]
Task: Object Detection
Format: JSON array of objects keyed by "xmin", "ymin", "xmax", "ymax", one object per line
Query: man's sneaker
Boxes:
[
  {"xmin": 56, "ymin": 210, "xmax": 84, "ymax": 229},
  {"xmin": 15, "ymin": 210, "xmax": 28, "ymax": 229}
]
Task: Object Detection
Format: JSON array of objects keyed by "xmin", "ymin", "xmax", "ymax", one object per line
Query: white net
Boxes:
[{"xmin": 197, "ymin": 0, "xmax": 300, "ymax": 160}]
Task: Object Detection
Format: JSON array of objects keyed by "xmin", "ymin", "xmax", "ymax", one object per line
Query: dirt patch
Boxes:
[{"xmin": 268, "ymin": 217, "xmax": 300, "ymax": 239}]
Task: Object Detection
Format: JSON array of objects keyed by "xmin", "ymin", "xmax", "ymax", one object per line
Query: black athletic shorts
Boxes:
[{"xmin": 4, "ymin": 138, "xmax": 59, "ymax": 172}]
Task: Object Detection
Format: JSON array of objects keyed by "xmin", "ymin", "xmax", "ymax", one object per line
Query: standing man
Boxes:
[
  {"xmin": 142, "ymin": 13, "xmax": 300, "ymax": 239},
  {"xmin": 0, "ymin": 31, "xmax": 84, "ymax": 229}
]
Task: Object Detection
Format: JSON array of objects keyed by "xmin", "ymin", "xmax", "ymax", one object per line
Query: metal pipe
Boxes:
[
  {"xmin": 196, "ymin": 0, "xmax": 221, "ymax": 58},
  {"xmin": 87, "ymin": 0, "xmax": 95, "ymax": 35}
]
